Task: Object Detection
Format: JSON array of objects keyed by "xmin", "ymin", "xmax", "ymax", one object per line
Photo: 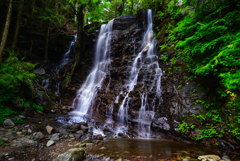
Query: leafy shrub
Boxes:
[
  {"xmin": 0, "ymin": 50, "xmax": 36, "ymax": 124},
  {"xmin": 11, "ymin": 118, "xmax": 25, "ymax": 124}
]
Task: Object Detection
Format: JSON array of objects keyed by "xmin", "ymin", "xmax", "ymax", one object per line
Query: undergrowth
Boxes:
[
  {"xmin": 0, "ymin": 50, "xmax": 43, "ymax": 124},
  {"xmin": 164, "ymin": 0, "xmax": 240, "ymax": 140}
]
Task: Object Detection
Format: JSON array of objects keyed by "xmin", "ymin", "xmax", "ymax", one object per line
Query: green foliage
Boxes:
[
  {"xmin": 0, "ymin": 106, "xmax": 17, "ymax": 124},
  {"xmin": 0, "ymin": 141, "xmax": 3, "ymax": 146},
  {"xmin": 11, "ymin": 118, "xmax": 25, "ymax": 124},
  {"xmin": 178, "ymin": 84, "xmax": 182, "ymax": 88},
  {"xmin": 32, "ymin": 103, "xmax": 44, "ymax": 112},
  {"xmin": 166, "ymin": 0, "xmax": 240, "ymax": 140},
  {"xmin": 170, "ymin": 1, "xmax": 240, "ymax": 92},
  {"xmin": 0, "ymin": 50, "xmax": 36, "ymax": 105},
  {"xmin": 161, "ymin": 53, "xmax": 168, "ymax": 62}
]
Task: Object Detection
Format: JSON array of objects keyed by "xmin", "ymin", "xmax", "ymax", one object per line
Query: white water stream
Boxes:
[
  {"xmin": 71, "ymin": 20, "xmax": 114, "ymax": 116},
  {"xmin": 117, "ymin": 9, "xmax": 162, "ymax": 138}
]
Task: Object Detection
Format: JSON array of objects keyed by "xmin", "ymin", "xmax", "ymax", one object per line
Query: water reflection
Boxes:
[{"xmin": 88, "ymin": 138, "xmax": 220, "ymax": 160}]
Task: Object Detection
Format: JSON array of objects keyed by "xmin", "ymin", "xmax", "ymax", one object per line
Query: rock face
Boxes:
[
  {"xmin": 64, "ymin": 9, "xmax": 237, "ymax": 149},
  {"xmin": 84, "ymin": 9, "xmax": 210, "ymax": 138},
  {"xmin": 3, "ymin": 119, "xmax": 14, "ymax": 129},
  {"xmin": 113, "ymin": 14, "xmax": 136, "ymax": 30},
  {"xmin": 52, "ymin": 148, "xmax": 85, "ymax": 161}
]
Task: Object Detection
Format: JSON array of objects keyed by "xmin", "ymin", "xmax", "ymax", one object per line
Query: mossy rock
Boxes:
[{"xmin": 52, "ymin": 148, "xmax": 85, "ymax": 161}]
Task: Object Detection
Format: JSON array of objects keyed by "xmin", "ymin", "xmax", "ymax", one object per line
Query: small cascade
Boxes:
[
  {"xmin": 117, "ymin": 9, "xmax": 162, "ymax": 138},
  {"xmin": 72, "ymin": 19, "xmax": 114, "ymax": 116},
  {"xmin": 58, "ymin": 34, "xmax": 77, "ymax": 72},
  {"xmin": 56, "ymin": 34, "xmax": 77, "ymax": 95}
]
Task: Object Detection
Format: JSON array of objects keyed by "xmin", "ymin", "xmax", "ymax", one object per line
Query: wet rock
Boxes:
[
  {"xmin": 59, "ymin": 128, "xmax": 68, "ymax": 135},
  {"xmin": 81, "ymin": 125, "xmax": 89, "ymax": 131},
  {"xmin": 75, "ymin": 143, "xmax": 86, "ymax": 147},
  {"xmin": 34, "ymin": 91, "xmax": 50, "ymax": 110},
  {"xmin": 52, "ymin": 148, "xmax": 85, "ymax": 161},
  {"xmin": 46, "ymin": 125, "xmax": 53, "ymax": 134},
  {"xmin": 51, "ymin": 133, "xmax": 60, "ymax": 141},
  {"xmin": 11, "ymin": 99, "xmax": 24, "ymax": 110},
  {"xmin": 86, "ymin": 143, "xmax": 94, "ymax": 147},
  {"xmin": 2, "ymin": 137, "xmax": 10, "ymax": 143},
  {"xmin": 70, "ymin": 123, "xmax": 81, "ymax": 132},
  {"xmin": 75, "ymin": 135, "xmax": 81, "ymax": 140},
  {"xmin": 46, "ymin": 140, "xmax": 55, "ymax": 147},
  {"xmin": 3, "ymin": 119, "xmax": 15, "ymax": 129},
  {"xmin": 198, "ymin": 155, "xmax": 221, "ymax": 161},
  {"xmin": 28, "ymin": 129, "xmax": 32, "ymax": 134},
  {"xmin": 222, "ymin": 155, "xmax": 230, "ymax": 160},
  {"xmin": 33, "ymin": 68, "xmax": 45, "ymax": 75},
  {"xmin": 113, "ymin": 14, "xmax": 136, "ymax": 31},
  {"xmin": 17, "ymin": 132, "xmax": 22, "ymax": 135},
  {"xmin": 100, "ymin": 147, "xmax": 107, "ymax": 150},
  {"xmin": 152, "ymin": 117, "xmax": 170, "ymax": 131},
  {"xmin": 11, "ymin": 137, "xmax": 37, "ymax": 147},
  {"xmin": 69, "ymin": 138, "xmax": 75, "ymax": 141},
  {"xmin": 82, "ymin": 137, "xmax": 90, "ymax": 143},
  {"xmin": 35, "ymin": 132, "xmax": 44, "ymax": 139},
  {"xmin": 23, "ymin": 108, "xmax": 35, "ymax": 117}
]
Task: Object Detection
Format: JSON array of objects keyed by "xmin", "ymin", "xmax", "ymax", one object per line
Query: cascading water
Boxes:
[
  {"xmin": 58, "ymin": 34, "xmax": 77, "ymax": 71},
  {"xmin": 56, "ymin": 34, "xmax": 77, "ymax": 95},
  {"xmin": 117, "ymin": 9, "xmax": 162, "ymax": 138},
  {"xmin": 71, "ymin": 20, "xmax": 114, "ymax": 116}
]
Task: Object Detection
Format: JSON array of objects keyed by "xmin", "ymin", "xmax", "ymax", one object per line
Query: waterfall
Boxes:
[
  {"xmin": 56, "ymin": 34, "xmax": 77, "ymax": 95},
  {"xmin": 117, "ymin": 9, "xmax": 162, "ymax": 138},
  {"xmin": 72, "ymin": 20, "xmax": 114, "ymax": 115},
  {"xmin": 58, "ymin": 34, "xmax": 77, "ymax": 71}
]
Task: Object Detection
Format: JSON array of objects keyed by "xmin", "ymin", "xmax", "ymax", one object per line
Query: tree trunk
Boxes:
[
  {"xmin": 66, "ymin": 5, "xmax": 84, "ymax": 87},
  {"xmin": 11, "ymin": 0, "xmax": 24, "ymax": 52},
  {"xmin": 44, "ymin": 21, "xmax": 50, "ymax": 63},
  {"xmin": 0, "ymin": 0, "xmax": 13, "ymax": 64},
  {"xmin": 115, "ymin": 0, "xmax": 117, "ymax": 18},
  {"xmin": 130, "ymin": 0, "xmax": 133, "ymax": 14},
  {"xmin": 75, "ymin": 1, "xmax": 78, "ymax": 23}
]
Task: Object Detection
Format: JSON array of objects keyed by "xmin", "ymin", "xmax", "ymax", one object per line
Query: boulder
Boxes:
[
  {"xmin": 34, "ymin": 91, "xmax": 50, "ymax": 110},
  {"xmin": 33, "ymin": 68, "xmax": 45, "ymax": 75},
  {"xmin": 52, "ymin": 148, "xmax": 85, "ymax": 161},
  {"xmin": 198, "ymin": 155, "xmax": 221, "ymax": 161},
  {"xmin": 3, "ymin": 119, "xmax": 14, "ymax": 129},
  {"xmin": 11, "ymin": 99, "xmax": 24, "ymax": 110},
  {"xmin": 11, "ymin": 137, "xmax": 37, "ymax": 147}
]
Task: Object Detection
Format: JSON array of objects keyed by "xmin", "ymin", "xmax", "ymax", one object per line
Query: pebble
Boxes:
[
  {"xmin": 46, "ymin": 140, "xmax": 55, "ymax": 147},
  {"xmin": 46, "ymin": 125, "xmax": 53, "ymax": 134},
  {"xmin": 100, "ymin": 147, "xmax": 107, "ymax": 150},
  {"xmin": 69, "ymin": 137, "xmax": 75, "ymax": 141},
  {"xmin": 28, "ymin": 129, "xmax": 32, "ymax": 134},
  {"xmin": 86, "ymin": 143, "xmax": 94, "ymax": 147},
  {"xmin": 51, "ymin": 134, "xmax": 60, "ymax": 141}
]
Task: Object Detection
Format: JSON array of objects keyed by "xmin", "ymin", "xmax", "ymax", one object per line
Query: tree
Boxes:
[
  {"xmin": 0, "ymin": 0, "xmax": 13, "ymax": 64},
  {"xmin": 11, "ymin": 0, "xmax": 24, "ymax": 52}
]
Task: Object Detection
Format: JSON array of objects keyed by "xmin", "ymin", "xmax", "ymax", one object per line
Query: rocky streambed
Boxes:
[{"xmin": 0, "ymin": 113, "xmax": 239, "ymax": 161}]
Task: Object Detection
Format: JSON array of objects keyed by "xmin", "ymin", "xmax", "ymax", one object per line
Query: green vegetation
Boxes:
[
  {"xmin": 11, "ymin": 118, "xmax": 25, "ymax": 124},
  {"xmin": 0, "ymin": 141, "xmax": 3, "ymax": 146},
  {"xmin": 0, "ymin": 50, "xmax": 36, "ymax": 124}
]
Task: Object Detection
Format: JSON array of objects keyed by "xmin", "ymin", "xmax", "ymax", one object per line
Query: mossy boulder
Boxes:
[{"xmin": 52, "ymin": 148, "xmax": 85, "ymax": 161}]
